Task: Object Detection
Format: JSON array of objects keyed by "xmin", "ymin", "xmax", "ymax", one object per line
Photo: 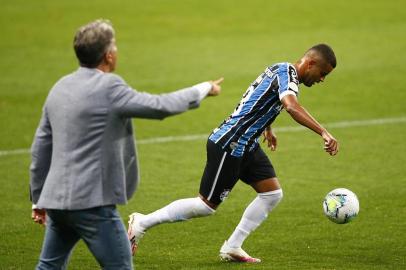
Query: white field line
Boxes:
[{"xmin": 1, "ymin": 116, "xmax": 405, "ymax": 157}]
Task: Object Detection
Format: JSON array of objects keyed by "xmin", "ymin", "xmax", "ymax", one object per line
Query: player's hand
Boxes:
[
  {"xmin": 32, "ymin": 208, "xmax": 46, "ymax": 226},
  {"xmin": 321, "ymin": 130, "xmax": 338, "ymax": 156},
  {"xmin": 208, "ymin": 77, "xmax": 224, "ymax": 96},
  {"xmin": 263, "ymin": 128, "xmax": 277, "ymax": 151}
]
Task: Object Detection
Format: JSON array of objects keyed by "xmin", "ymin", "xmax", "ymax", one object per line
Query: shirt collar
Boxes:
[{"xmin": 77, "ymin": 67, "xmax": 104, "ymax": 73}]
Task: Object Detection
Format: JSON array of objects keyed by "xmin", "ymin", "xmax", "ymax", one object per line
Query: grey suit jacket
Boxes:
[{"xmin": 30, "ymin": 67, "xmax": 205, "ymax": 210}]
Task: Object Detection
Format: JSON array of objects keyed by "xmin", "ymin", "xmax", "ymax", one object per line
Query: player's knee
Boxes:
[
  {"xmin": 258, "ymin": 189, "xmax": 283, "ymax": 210},
  {"xmin": 193, "ymin": 197, "xmax": 216, "ymax": 217}
]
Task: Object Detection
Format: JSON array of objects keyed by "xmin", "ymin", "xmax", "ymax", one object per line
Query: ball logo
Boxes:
[{"xmin": 220, "ymin": 189, "xmax": 231, "ymax": 201}]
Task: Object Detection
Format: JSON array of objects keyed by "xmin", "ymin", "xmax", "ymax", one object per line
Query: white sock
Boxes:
[
  {"xmin": 139, "ymin": 197, "xmax": 215, "ymax": 230},
  {"xmin": 227, "ymin": 189, "xmax": 283, "ymax": 248}
]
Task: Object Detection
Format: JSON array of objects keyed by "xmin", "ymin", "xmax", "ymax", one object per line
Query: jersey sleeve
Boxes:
[{"xmin": 277, "ymin": 64, "xmax": 299, "ymax": 100}]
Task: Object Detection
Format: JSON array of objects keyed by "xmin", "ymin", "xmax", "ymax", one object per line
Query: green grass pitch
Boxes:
[{"xmin": 0, "ymin": 0, "xmax": 405, "ymax": 269}]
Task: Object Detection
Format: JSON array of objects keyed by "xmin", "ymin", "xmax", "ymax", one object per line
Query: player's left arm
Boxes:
[
  {"xmin": 281, "ymin": 94, "xmax": 338, "ymax": 156},
  {"xmin": 262, "ymin": 125, "xmax": 277, "ymax": 151}
]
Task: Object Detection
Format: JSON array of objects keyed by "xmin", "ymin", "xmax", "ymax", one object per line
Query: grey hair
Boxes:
[{"xmin": 73, "ymin": 19, "xmax": 115, "ymax": 68}]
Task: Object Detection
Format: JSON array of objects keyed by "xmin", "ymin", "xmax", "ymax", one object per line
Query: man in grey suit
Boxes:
[{"xmin": 30, "ymin": 19, "xmax": 223, "ymax": 269}]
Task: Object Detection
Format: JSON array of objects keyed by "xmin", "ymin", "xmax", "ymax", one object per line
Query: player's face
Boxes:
[{"xmin": 303, "ymin": 60, "xmax": 333, "ymax": 87}]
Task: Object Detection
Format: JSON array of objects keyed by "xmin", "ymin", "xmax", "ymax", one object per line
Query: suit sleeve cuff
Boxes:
[{"xmin": 193, "ymin": 82, "xmax": 212, "ymax": 101}]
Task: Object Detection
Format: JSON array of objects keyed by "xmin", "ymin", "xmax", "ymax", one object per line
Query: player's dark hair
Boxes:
[
  {"xmin": 73, "ymin": 19, "xmax": 115, "ymax": 68},
  {"xmin": 308, "ymin": 44, "xmax": 337, "ymax": 68}
]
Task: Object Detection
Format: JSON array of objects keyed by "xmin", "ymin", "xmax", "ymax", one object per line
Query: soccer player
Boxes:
[{"xmin": 128, "ymin": 44, "xmax": 339, "ymax": 263}]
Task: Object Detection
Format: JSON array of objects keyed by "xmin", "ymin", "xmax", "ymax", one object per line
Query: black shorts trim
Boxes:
[{"xmin": 207, "ymin": 151, "xmax": 228, "ymax": 201}]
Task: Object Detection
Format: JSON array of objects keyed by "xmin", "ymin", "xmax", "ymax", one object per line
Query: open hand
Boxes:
[
  {"xmin": 321, "ymin": 130, "xmax": 339, "ymax": 156},
  {"xmin": 263, "ymin": 129, "xmax": 277, "ymax": 151}
]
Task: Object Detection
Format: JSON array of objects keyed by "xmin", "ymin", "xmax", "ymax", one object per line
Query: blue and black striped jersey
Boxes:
[{"xmin": 209, "ymin": 62, "xmax": 299, "ymax": 157}]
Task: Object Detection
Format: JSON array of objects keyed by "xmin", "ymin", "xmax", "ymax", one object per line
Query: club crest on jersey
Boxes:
[
  {"xmin": 220, "ymin": 189, "xmax": 231, "ymax": 201},
  {"xmin": 230, "ymin": 142, "xmax": 238, "ymax": 150},
  {"xmin": 275, "ymin": 104, "xmax": 284, "ymax": 112}
]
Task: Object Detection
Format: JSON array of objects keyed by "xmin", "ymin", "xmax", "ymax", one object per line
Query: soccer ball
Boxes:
[{"xmin": 323, "ymin": 188, "xmax": 359, "ymax": 224}]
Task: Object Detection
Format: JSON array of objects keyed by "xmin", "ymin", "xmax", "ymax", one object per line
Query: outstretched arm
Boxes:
[
  {"xmin": 110, "ymin": 76, "xmax": 224, "ymax": 119},
  {"xmin": 281, "ymin": 94, "xmax": 338, "ymax": 156}
]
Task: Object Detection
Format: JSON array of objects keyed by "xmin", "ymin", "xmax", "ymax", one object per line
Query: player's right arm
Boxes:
[{"xmin": 281, "ymin": 94, "xmax": 338, "ymax": 156}]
